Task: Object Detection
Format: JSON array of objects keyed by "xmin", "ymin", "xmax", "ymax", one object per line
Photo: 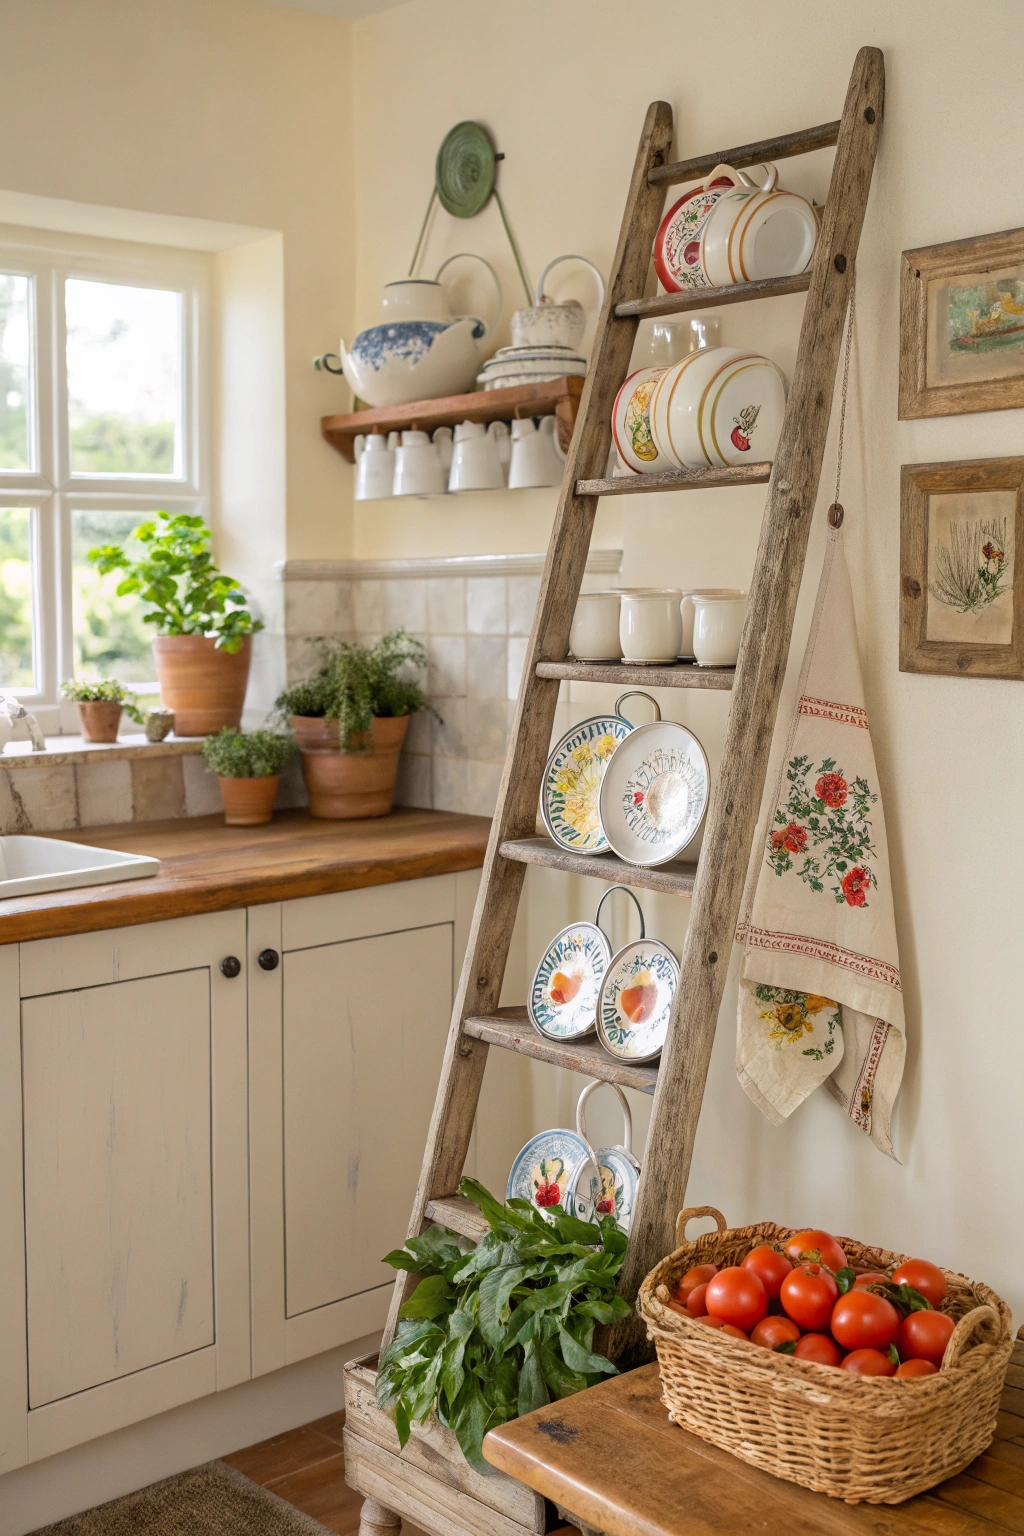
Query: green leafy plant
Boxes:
[
  {"xmin": 87, "ymin": 512, "xmax": 262, "ymax": 653},
  {"xmin": 59, "ymin": 676, "xmax": 144, "ymax": 724},
  {"xmin": 375, "ymin": 1177, "xmax": 630, "ymax": 1474},
  {"xmin": 275, "ymin": 630, "xmax": 435, "ymax": 749},
  {"xmin": 202, "ymin": 727, "xmax": 295, "ymax": 779}
]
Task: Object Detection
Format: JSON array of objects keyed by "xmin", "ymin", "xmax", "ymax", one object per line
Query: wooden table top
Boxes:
[
  {"xmin": 0, "ymin": 807, "xmax": 490, "ymax": 945},
  {"xmin": 484, "ymin": 1344, "xmax": 1024, "ymax": 1536}
]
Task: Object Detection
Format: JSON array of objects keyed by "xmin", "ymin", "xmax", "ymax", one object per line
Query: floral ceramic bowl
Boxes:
[{"xmin": 648, "ymin": 346, "xmax": 787, "ymax": 470}]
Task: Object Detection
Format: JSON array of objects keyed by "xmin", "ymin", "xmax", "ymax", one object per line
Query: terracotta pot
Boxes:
[
  {"xmin": 288, "ymin": 714, "xmax": 340, "ymax": 752},
  {"xmin": 218, "ymin": 774, "xmax": 280, "ymax": 826},
  {"xmin": 77, "ymin": 701, "xmax": 123, "ymax": 743},
  {"xmin": 152, "ymin": 635, "xmax": 252, "ymax": 737},
  {"xmin": 298, "ymin": 715, "xmax": 409, "ymax": 820}
]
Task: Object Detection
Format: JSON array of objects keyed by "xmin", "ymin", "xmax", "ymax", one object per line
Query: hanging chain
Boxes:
[{"xmin": 827, "ymin": 276, "xmax": 856, "ymax": 529}]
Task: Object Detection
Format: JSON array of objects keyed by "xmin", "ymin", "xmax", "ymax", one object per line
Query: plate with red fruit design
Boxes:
[
  {"xmin": 506, "ymin": 1128, "xmax": 591, "ymax": 1218},
  {"xmin": 528, "ymin": 885, "xmax": 645, "ymax": 1042},
  {"xmin": 597, "ymin": 937, "xmax": 679, "ymax": 1062}
]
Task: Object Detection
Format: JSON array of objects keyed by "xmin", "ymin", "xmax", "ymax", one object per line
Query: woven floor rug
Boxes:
[{"xmin": 31, "ymin": 1459, "xmax": 330, "ymax": 1535}]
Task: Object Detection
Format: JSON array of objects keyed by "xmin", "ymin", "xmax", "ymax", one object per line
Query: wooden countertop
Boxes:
[{"xmin": 0, "ymin": 808, "xmax": 491, "ymax": 945}]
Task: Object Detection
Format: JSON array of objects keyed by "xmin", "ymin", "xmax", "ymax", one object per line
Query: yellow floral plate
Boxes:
[{"xmin": 541, "ymin": 692, "xmax": 660, "ymax": 855}]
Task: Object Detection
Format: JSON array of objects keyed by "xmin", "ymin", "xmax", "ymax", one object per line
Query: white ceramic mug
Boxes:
[
  {"xmin": 570, "ymin": 591, "xmax": 622, "ymax": 661},
  {"xmin": 393, "ymin": 430, "xmax": 446, "ymax": 496},
  {"xmin": 619, "ymin": 590, "xmax": 683, "ymax": 664},
  {"xmin": 508, "ymin": 415, "xmax": 565, "ymax": 489},
  {"xmin": 679, "ymin": 587, "xmax": 746, "ymax": 658},
  {"xmin": 433, "ymin": 425, "xmax": 454, "ymax": 475},
  {"xmin": 354, "ymin": 432, "xmax": 395, "ymax": 500},
  {"xmin": 691, "ymin": 594, "xmax": 749, "ymax": 666},
  {"xmin": 448, "ymin": 420, "xmax": 505, "ymax": 492},
  {"xmin": 701, "ymin": 169, "xmax": 817, "ymax": 287}
]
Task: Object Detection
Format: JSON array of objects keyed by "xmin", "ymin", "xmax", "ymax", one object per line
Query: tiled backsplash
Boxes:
[{"xmin": 281, "ymin": 550, "xmax": 622, "ymax": 817}]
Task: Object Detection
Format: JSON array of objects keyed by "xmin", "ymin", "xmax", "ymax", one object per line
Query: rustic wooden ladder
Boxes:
[{"xmin": 349, "ymin": 46, "xmax": 884, "ymax": 1536}]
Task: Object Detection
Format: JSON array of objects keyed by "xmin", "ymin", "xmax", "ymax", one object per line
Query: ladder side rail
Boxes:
[
  {"xmin": 381, "ymin": 99, "xmax": 675, "ymax": 1350},
  {"xmin": 652, "ymin": 119, "xmax": 841, "ymax": 187},
  {"xmin": 608, "ymin": 45, "xmax": 884, "ymax": 1363}
]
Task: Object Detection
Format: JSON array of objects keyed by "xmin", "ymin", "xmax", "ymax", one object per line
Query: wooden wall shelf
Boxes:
[{"xmin": 321, "ymin": 376, "xmax": 585, "ymax": 463}]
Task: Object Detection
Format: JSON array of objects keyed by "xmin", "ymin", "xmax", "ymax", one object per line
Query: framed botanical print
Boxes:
[
  {"xmin": 899, "ymin": 228, "xmax": 1024, "ymax": 418},
  {"xmin": 900, "ymin": 457, "xmax": 1024, "ymax": 679}
]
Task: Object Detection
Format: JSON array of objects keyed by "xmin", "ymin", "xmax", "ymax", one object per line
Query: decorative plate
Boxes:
[
  {"xmin": 528, "ymin": 921, "xmax": 612, "ymax": 1041},
  {"xmin": 598, "ymin": 720, "xmax": 709, "ymax": 866},
  {"xmin": 541, "ymin": 713, "xmax": 633, "ymax": 854},
  {"xmin": 567, "ymin": 1145, "xmax": 641, "ymax": 1231},
  {"xmin": 507, "ymin": 1128, "xmax": 592, "ymax": 1216},
  {"xmin": 596, "ymin": 938, "xmax": 680, "ymax": 1062}
]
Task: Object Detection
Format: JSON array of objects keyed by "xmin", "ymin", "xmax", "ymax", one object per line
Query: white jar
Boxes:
[
  {"xmin": 680, "ymin": 587, "xmax": 746, "ymax": 658},
  {"xmin": 354, "ymin": 433, "xmax": 395, "ymax": 501},
  {"xmin": 619, "ymin": 589, "xmax": 683, "ymax": 664},
  {"xmin": 569, "ymin": 592, "xmax": 622, "ymax": 661},
  {"xmin": 692, "ymin": 594, "xmax": 749, "ymax": 667}
]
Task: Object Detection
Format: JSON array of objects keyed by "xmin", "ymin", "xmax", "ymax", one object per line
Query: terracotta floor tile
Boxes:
[
  {"xmin": 223, "ymin": 1424, "xmax": 342, "ymax": 1487},
  {"xmin": 267, "ymin": 1451, "xmax": 363, "ymax": 1534}
]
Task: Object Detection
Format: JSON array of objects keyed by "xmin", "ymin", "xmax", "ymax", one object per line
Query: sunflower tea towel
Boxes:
[{"xmin": 736, "ymin": 529, "xmax": 905, "ymax": 1157}]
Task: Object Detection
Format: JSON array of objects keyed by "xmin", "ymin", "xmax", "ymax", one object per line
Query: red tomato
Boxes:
[
  {"xmin": 841, "ymin": 1348, "xmax": 896, "ymax": 1376},
  {"xmin": 697, "ymin": 1314, "xmax": 725, "ymax": 1329},
  {"xmin": 896, "ymin": 1358, "xmax": 939, "ymax": 1379},
  {"xmin": 899, "ymin": 1309, "xmax": 955, "ymax": 1367},
  {"xmin": 686, "ymin": 1283, "xmax": 709, "ymax": 1318},
  {"xmin": 666, "ymin": 1299, "xmax": 689, "ymax": 1317},
  {"xmin": 793, "ymin": 1332, "xmax": 843, "ymax": 1368},
  {"xmin": 780, "ymin": 1263, "xmax": 839, "ymax": 1332},
  {"xmin": 705, "ymin": 1267, "xmax": 768, "ymax": 1332},
  {"xmin": 891, "ymin": 1259, "xmax": 947, "ymax": 1308},
  {"xmin": 751, "ymin": 1316, "xmax": 801, "ymax": 1349},
  {"xmin": 784, "ymin": 1229, "xmax": 848, "ymax": 1272},
  {"xmin": 853, "ymin": 1272, "xmax": 891, "ymax": 1290},
  {"xmin": 742, "ymin": 1245, "xmax": 793, "ymax": 1301},
  {"xmin": 721, "ymin": 1324, "xmax": 750, "ymax": 1341},
  {"xmin": 674, "ymin": 1262, "xmax": 719, "ymax": 1302},
  {"xmin": 830, "ymin": 1291, "xmax": 900, "ymax": 1352}
]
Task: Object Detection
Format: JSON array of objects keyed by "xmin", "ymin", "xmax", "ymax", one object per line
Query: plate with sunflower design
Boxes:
[
  {"xmin": 541, "ymin": 692, "xmax": 661, "ymax": 855},
  {"xmin": 598, "ymin": 719, "xmax": 709, "ymax": 866},
  {"xmin": 507, "ymin": 1128, "xmax": 591, "ymax": 1217},
  {"xmin": 596, "ymin": 937, "xmax": 679, "ymax": 1062}
]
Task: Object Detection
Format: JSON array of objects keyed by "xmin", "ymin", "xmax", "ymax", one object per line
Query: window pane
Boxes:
[
  {"xmin": 66, "ymin": 280, "xmax": 182, "ymax": 477},
  {"xmin": 72, "ymin": 510, "xmax": 156, "ymax": 685},
  {"xmin": 0, "ymin": 507, "xmax": 34, "ymax": 688},
  {"xmin": 0, "ymin": 275, "xmax": 32, "ymax": 471}
]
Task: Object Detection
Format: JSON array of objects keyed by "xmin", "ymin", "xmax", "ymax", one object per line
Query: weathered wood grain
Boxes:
[
  {"xmin": 536, "ymin": 659, "xmax": 735, "ymax": 690},
  {"xmin": 344, "ymin": 1430, "xmax": 539, "ymax": 1536},
  {"xmin": 499, "ymin": 837, "xmax": 697, "ymax": 896},
  {"xmin": 422, "ymin": 1195, "xmax": 488, "ymax": 1242},
  {"xmin": 576, "ymin": 462, "xmax": 772, "ymax": 496},
  {"xmin": 616, "ymin": 273, "xmax": 811, "ymax": 318},
  {"xmin": 463, "ymin": 1008, "xmax": 659, "ymax": 1094},
  {"xmin": 651, "ymin": 120, "xmax": 841, "ymax": 187}
]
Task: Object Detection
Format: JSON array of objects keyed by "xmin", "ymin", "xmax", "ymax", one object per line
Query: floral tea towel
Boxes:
[{"xmin": 736, "ymin": 529, "xmax": 905, "ymax": 1157}]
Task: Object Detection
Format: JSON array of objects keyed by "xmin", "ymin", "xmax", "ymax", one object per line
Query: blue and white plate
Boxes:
[
  {"xmin": 529, "ymin": 921, "xmax": 612, "ymax": 1041},
  {"xmin": 568, "ymin": 1145, "xmax": 641, "ymax": 1231},
  {"xmin": 541, "ymin": 714, "xmax": 633, "ymax": 854},
  {"xmin": 596, "ymin": 938, "xmax": 679, "ymax": 1062},
  {"xmin": 507, "ymin": 1128, "xmax": 592, "ymax": 1217}
]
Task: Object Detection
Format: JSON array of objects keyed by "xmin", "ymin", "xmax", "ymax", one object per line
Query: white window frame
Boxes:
[{"xmin": 0, "ymin": 229, "xmax": 209, "ymax": 731}]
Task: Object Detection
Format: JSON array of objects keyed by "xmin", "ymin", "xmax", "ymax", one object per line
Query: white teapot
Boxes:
[
  {"xmin": 320, "ymin": 254, "xmax": 502, "ymax": 408},
  {"xmin": 511, "ymin": 255, "xmax": 605, "ymax": 352}
]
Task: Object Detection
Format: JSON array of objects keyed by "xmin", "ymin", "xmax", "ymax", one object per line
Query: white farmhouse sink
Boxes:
[{"xmin": 0, "ymin": 836, "xmax": 160, "ymax": 899}]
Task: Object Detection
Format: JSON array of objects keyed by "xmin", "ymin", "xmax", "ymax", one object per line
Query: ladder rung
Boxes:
[
  {"xmin": 650, "ymin": 119, "xmax": 841, "ymax": 187},
  {"xmin": 616, "ymin": 272, "xmax": 811, "ymax": 320},
  {"xmin": 577, "ymin": 463, "xmax": 771, "ymax": 498},
  {"xmin": 500, "ymin": 837, "xmax": 697, "ymax": 896},
  {"xmin": 537, "ymin": 659, "xmax": 734, "ymax": 691},
  {"xmin": 464, "ymin": 1008, "xmax": 659, "ymax": 1095},
  {"xmin": 423, "ymin": 1194, "xmax": 489, "ymax": 1241}
]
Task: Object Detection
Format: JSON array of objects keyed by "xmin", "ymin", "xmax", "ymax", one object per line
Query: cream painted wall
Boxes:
[{"xmin": 352, "ymin": 0, "xmax": 1024, "ymax": 1325}]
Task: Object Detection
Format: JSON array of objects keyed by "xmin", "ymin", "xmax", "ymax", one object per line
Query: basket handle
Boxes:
[
  {"xmin": 675, "ymin": 1206, "xmax": 727, "ymax": 1249},
  {"xmin": 941, "ymin": 1304, "xmax": 1002, "ymax": 1371}
]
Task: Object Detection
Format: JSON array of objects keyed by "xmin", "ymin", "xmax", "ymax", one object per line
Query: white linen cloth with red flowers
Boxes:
[{"xmin": 736, "ymin": 529, "xmax": 905, "ymax": 1158}]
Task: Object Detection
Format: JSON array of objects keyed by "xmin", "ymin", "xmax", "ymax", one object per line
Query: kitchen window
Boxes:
[{"xmin": 0, "ymin": 237, "xmax": 207, "ymax": 728}]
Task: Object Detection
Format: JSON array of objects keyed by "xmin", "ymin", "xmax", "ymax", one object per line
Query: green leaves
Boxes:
[
  {"xmin": 202, "ymin": 728, "xmax": 295, "ymax": 778},
  {"xmin": 834, "ymin": 1266, "xmax": 857, "ymax": 1295},
  {"xmin": 376, "ymin": 1180, "xmax": 627, "ymax": 1474},
  {"xmin": 273, "ymin": 631, "xmax": 435, "ymax": 749}
]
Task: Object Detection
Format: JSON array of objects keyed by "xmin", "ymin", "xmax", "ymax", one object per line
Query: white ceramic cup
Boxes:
[
  {"xmin": 691, "ymin": 594, "xmax": 749, "ymax": 666},
  {"xmin": 619, "ymin": 589, "xmax": 683, "ymax": 664},
  {"xmin": 433, "ymin": 425, "xmax": 454, "ymax": 475},
  {"xmin": 679, "ymin": 587, "xmax": 746, "ymax": 658},
  {"xmin": 354, "ymin": 432, "xmax": 395, "ymax": 500},
  {"xmin": 393, "ymin": 429, "xmax": 446, "ymax": 496},
  {"xmin": 448, "ymin": 420, "xmax": 505, "ymax": 492},
  {"xmin": 508, "ymin": 415, "xmax": 565, "ymax": 489},
  {"xmin": 570, "ymin": 591, "xmax": 622, "ymax": 661}
]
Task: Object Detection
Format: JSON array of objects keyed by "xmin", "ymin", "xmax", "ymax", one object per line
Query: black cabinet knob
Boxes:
[
  {"xmin": 258, "ymin": 948, "xmax": 280, "ymax": 971},
  {"xmin": 220, "ymin": 955, "xmax": 242, "ymax": 978}
]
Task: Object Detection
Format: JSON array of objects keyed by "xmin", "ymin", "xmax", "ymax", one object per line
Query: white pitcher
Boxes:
[{"xmin": 508, "ymin": 415, "xmax": 566, "ymax": 489}]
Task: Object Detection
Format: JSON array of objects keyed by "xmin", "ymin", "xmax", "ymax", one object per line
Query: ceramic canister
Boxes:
[
  {"xmin": 649, "ymin": 346, "xmax": 787, "ymax": 470},
  {"xmin": 448, "ymin": 420, "xmax": 505, "ymax": 492},
  {"xmin": 354, "ymin": 433, "xmax": 395, "ymax": 500},
  {"xmin": 692, "ymin": 594, "xmax": 749, "ymax": 667},
  {"xmin": 679, "ymin": 587, "xmax": 746, "ymax": 658},
  {"xmin": 570, "ymin": 591, "xmax": 622, "ymax": 661},
  {"xmin": 619, "ymin": 590, "xmax": 683, "ymax": 664},
  {"xmin": 393, "ymin": 430, "xmax": 446, "ymax": 496}
]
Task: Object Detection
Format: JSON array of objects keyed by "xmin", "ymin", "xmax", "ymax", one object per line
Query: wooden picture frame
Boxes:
[
  {"xmin": 899, "ymin": 227, "xmax": 1024, "ymax": 418},
  {"xmin": 900, "ymin": 457, "xmax": 1024, "ymax": 680}
]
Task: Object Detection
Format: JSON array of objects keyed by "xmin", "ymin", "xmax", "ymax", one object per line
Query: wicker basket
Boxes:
[{"xmin": 637, "ymin": 1206, "xmax": 1013, "ymax": 1505}]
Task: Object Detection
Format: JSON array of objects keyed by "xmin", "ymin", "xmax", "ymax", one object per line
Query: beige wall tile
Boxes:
[
  {"xmin": 465, "ymin": 698, "xmax": 509, "ymax": 762},
  {"xmin": 427, "ymin": 636, "xmax": 466, "ymax": 698},
  {"xmin": 404, "ymin": 707, "xmax": 432, "ymax": 755},
  {"xmin": 463, "ymin": 760, "xmax": 503, "ymax": 818},
  {"xmin": 182, "ymin": 754, "xmax": 224, "ymax": 817},
  {"xmin": 383, "ymin": 578, "xmax": 426, "ymax": 634},
  {"xmin": 394, "ymin": 752, "xmax": 431, "ymax": 810},
  {"xmin": 466, "ymin": 637, "xmax": 506, "ymax": 699},
  {"xmin": 131, "ymin": 757, "xmax": 186, "ymax": 821},
  {"xmin": 0, "ymin": 773, "xmax": 32, "ymax": 834},
  {"xmin": 432, "ymin": 697, "xmax": 467, "ymax": 758},
  {"xmin": 284, "ymin": 579, "xmax": 354, "ymax": 637},
  {"xmin": 432, "ymin": 755, "xmax": 466, "ymax": 813},
  {"xmin": 427, "ymin": 577, "xmax": 465, "ymax": 635},
  {"xmin": 286, "ymin": 634, "xmax": 328, "ymax": 683},
  {"xmin": 3, "ymin": 767, "xmax": 78, "ymax": 832},
  {"xmin": 507, "ymin": 575, "xmax": 541, "ymax": 636},
  {"xmin": 353, "ymin": 579, "xmax": 384, "ymax": 633},
  {"xmin": 76, "ymin": 760, "xmax": 134, "ymax": 827},
  {"xmin": 507, "ymin": 636, "xmax": 529, "ymax": 701},
  {"xmin": 466, "ymin": 577, "xmax": 507, "ymax": 635}
]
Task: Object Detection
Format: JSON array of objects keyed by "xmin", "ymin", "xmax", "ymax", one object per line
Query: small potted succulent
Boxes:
[
  {"xmin": 59, "ymin": 677, "xmax": 144, "ymax": 743},
  {"xmin": 88, "ymin": 512, "xmax": 262, "ymax": 737},
  {"xmin": 274, "ymin": 631, "xmax": 433, "ymax": 819},
  {"xmin": 202, "ymin": 727, "xmax": 296, "ymax": 826}
]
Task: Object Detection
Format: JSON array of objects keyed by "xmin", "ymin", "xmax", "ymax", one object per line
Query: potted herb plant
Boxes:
[
  {"xmin": 88, "ymin": 512, "xmax": 262, "ymax": 737},
  {"xmin": 59, "ymin": 677, "xmax": 144, "ymax": 743},
  {"xmin": 274, "ymin": 630, "xmax": 433, "ymax": 819},
  {"xmin": 376, "ymin": 1178, "xmax": 630, "ymax": 1472},
  {"xmin": 202, "ymin": 727, "xmax": 296, "ymax": 826}
]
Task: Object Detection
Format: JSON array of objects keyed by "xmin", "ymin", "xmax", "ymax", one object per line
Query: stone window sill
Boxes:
[{"xmin": 0, "ymin": 734, "xmax": 205, "ymax": 772}]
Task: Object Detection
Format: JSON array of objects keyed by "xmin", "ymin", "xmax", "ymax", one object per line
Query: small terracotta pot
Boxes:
[
  {"xmin": 77, "ymin": 701, "xmax": 123, "ymax": 743},
  {"xmin": 152, "ymin": 635, "xmax": 252, "ymax": 737},
  {"xmin": 297, "ymin": 715, "xmax": 409, "ymax": 820},
  {"xmin": 218, "ymin": 774, "xmax": 280, "ymax": 826}
]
